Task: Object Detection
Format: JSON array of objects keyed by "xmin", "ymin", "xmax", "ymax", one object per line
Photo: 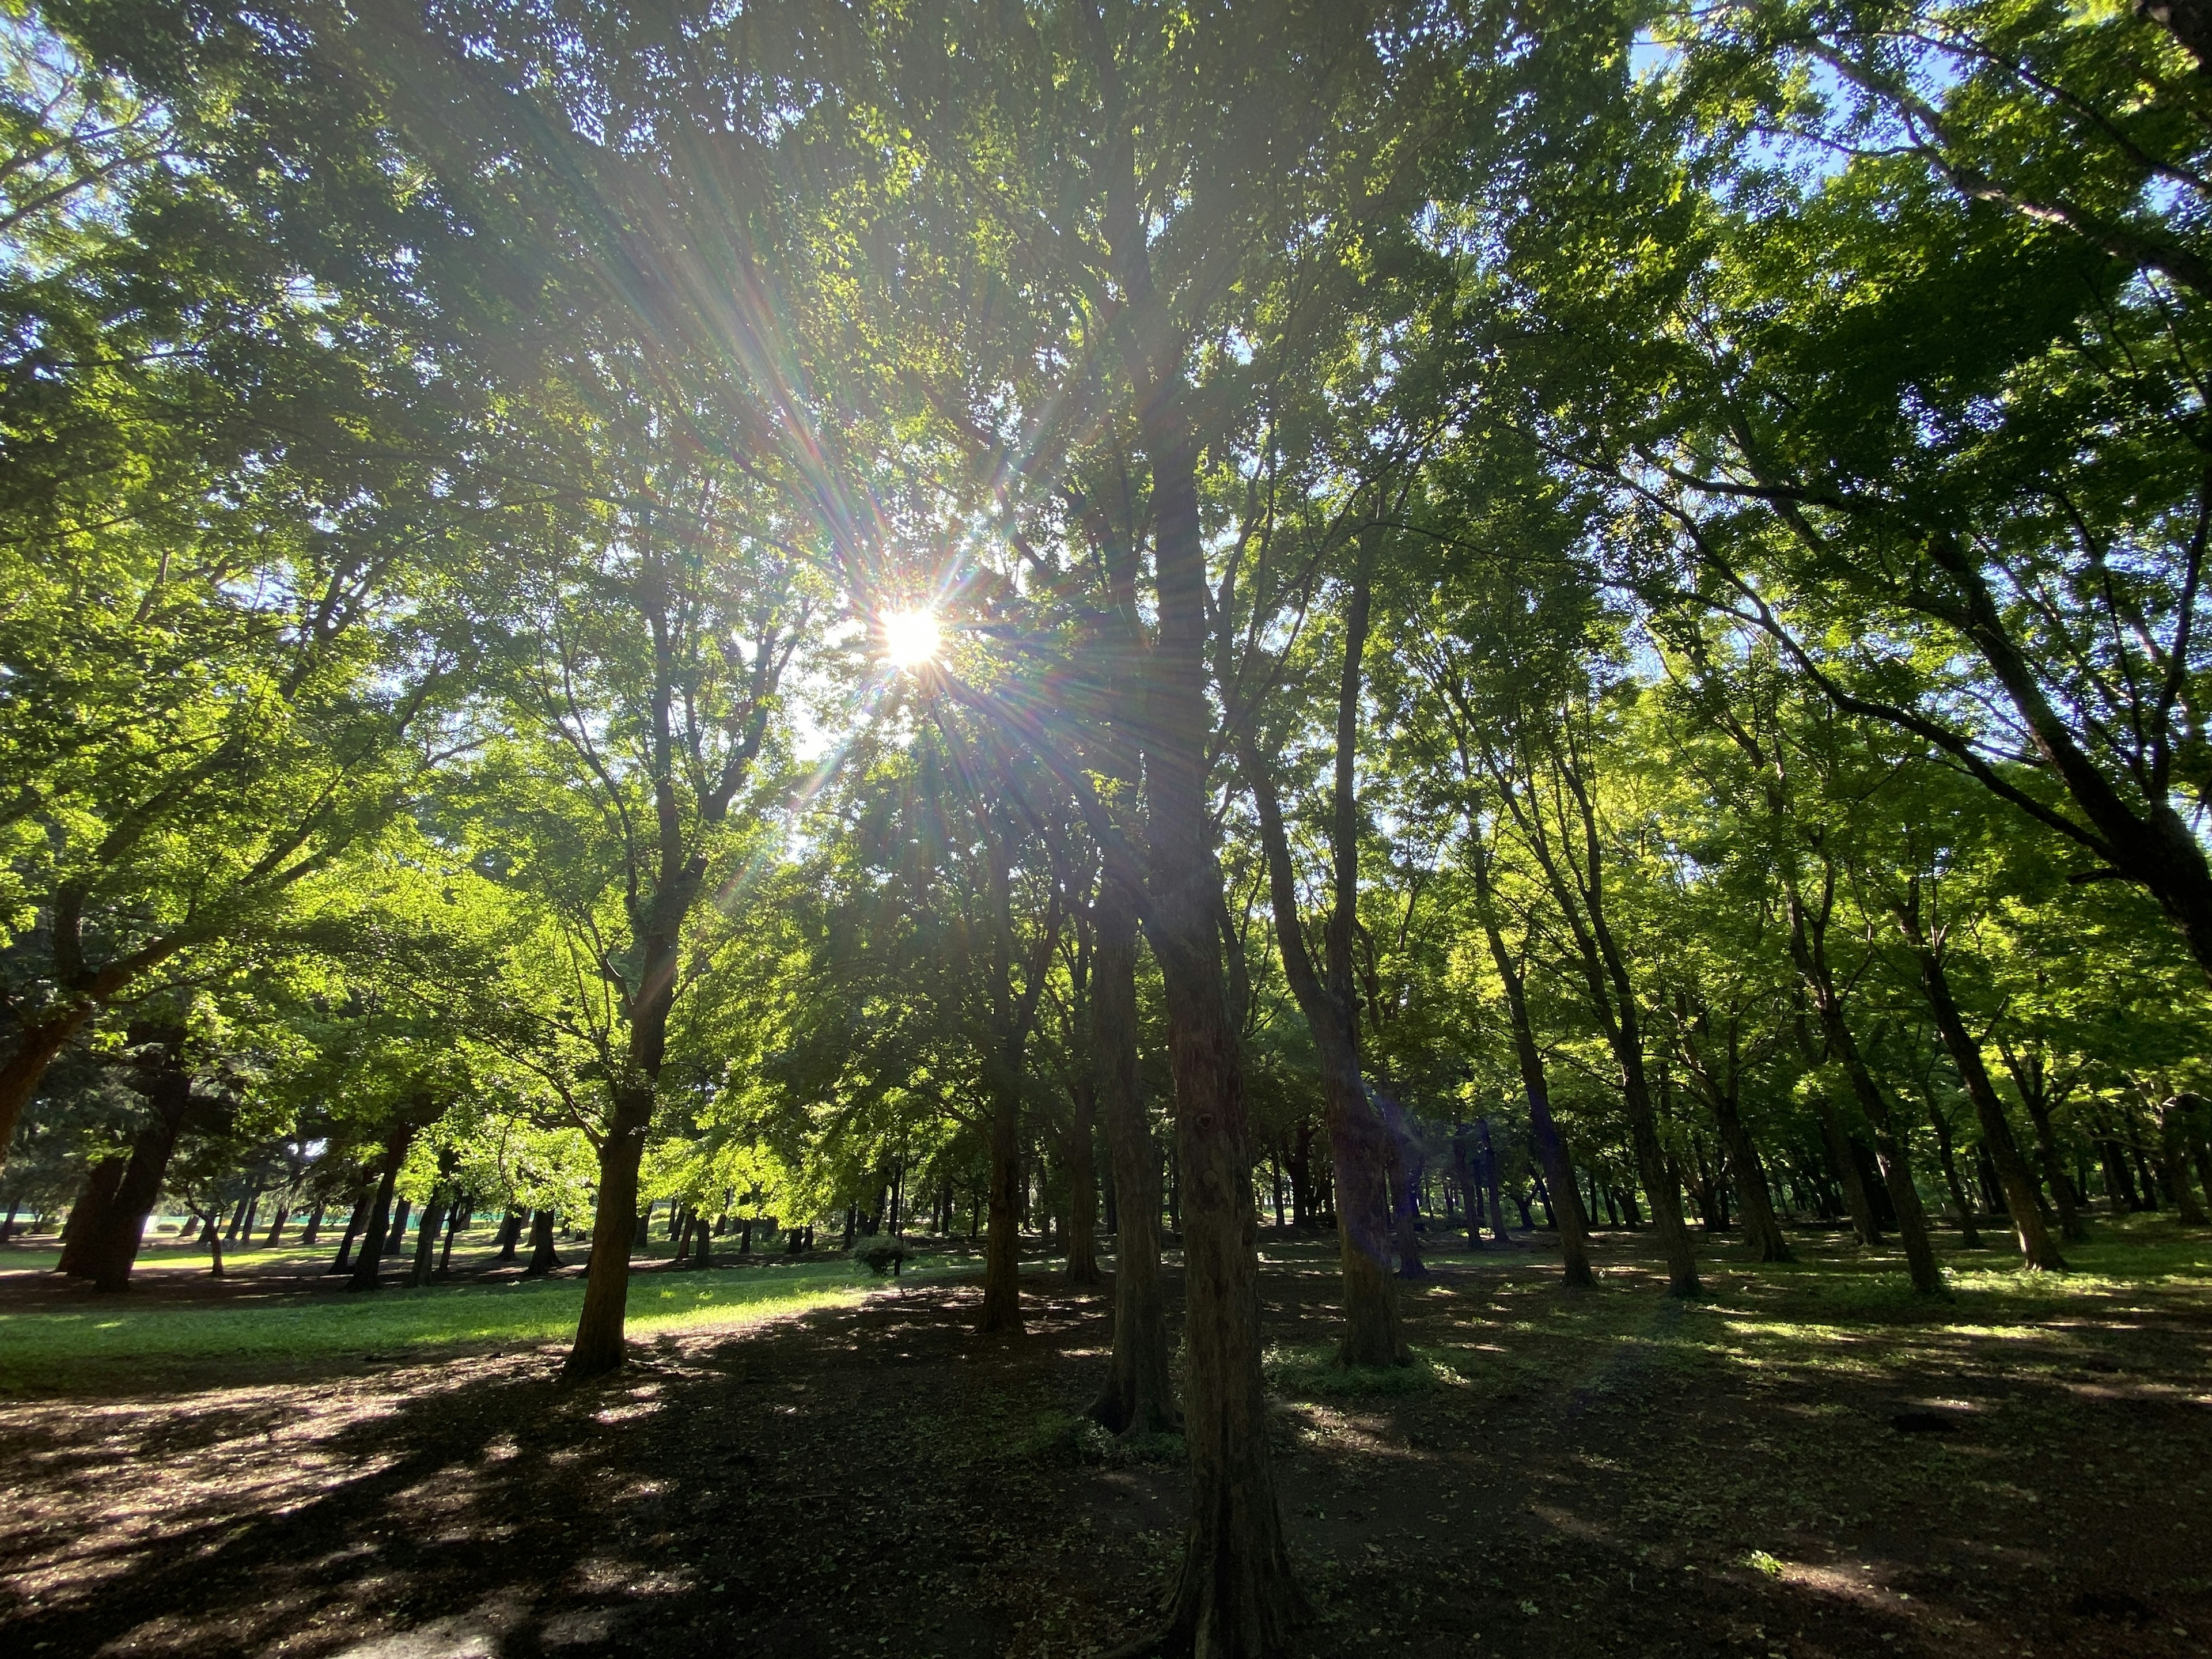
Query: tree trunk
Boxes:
[
  {"xmin": 1118, "ymin": 328, "xmax": 1298, "ymax": 1645},
  {"xmin": 497, "ymin": 1210, "xmax": 524, "ymax": 1259},
  {"xmin": 1782, "ymin": 891, "xmax": 1944, "ymax": 1290},
  {"xmin": 1236, "ymin": 582, "xmax": 1404, "ymax": 1366},
  {"xmin": 1816, "ymin": 1097, "xmax": 1883, "ymax": 1247},
  {"xmin": 525, "ymin": 1208, "xmax": 562, "ymax": 1277},
  {"xmin": 1707, "ymin": 1086, "xmax": 1792, "ymax": 1264},
  {"xmin": 439, "ymin": 1195, "xmax": 465, "ymax": 1275},
  {"xmin": 980, "ymin": 1051, "xmax": 1025, "ymax": 1334},
  {"xmin": 1926, "ymin": 1096, "xmax": 1985, "ymax": 1245},
  {"xmin": 56, "ymin": 1157, "xmax": 129, "ymax": 1278},
  {"xmin": 1090, "ymin": 875, "xmax": 1177, "ymax": 1437},
  {"xmin": 263, "ymin": 1203, "xmax": 291, "ymax": 1250},
  {"xmin": 2008, "ymin": 1057, "xmax": 2088, "ymax": 1238},
  {"xmin": 82, "ymin": 1026, "xmax": 198, "ymax": 1293},
  {"xmin": 1382, "ymin": 1097, "xmax": 1427, "ymax": 1281},
  {"xmin": 381, "ymin": 1198, "xmax": 411, "ymax": 1256},
  {"xmin": 301, "ymin": 1199, "xmax": 325, "ymax": 1247},
  {"xmin": 410, "ymin": 1183, "xmax": 448, "ymax": 1287},
  {"xmin": 1451, "ymin": 1128, "xmax": 1484, "ymax": 1253},
  {"xmin": 1900, "ymin": 916, "xmax": 2066, "ymax": 1270},
  {"xmin": 348, "ymin": 1126, "xmax": 418, "ymax": 1292},
  {"xmin": 327, "ymin": 1187, "xmax": 370, "ymax": 1274},
  {"xmin": 1066, "ymin": 1080, "xmax": 1102, "ymax": 1286},
  {"xmin": 2158, "ymin": 1096, "xmax": 2210, "ymax": 1224},
  {"xmin": 0, "ymin": 1006, "xmax": 95, "ymax": 1175},
  {"xmin": 1495, "ymin": 752, "xmax": 1692, "ymax": 1296},
  {"xmin": 565, "ymin": 1073, "xmax": 654, "ymax": 1377}
]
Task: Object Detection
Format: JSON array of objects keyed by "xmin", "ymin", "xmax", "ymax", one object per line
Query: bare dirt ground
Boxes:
[{"xmin": 1, "ymin": 1228, "xmax": 2207, "ymax": 1659}]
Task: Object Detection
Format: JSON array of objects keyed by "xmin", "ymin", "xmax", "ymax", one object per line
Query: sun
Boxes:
[{"xmin": 878, "ymin": 607, "xmax": 941, "ymax": 669}]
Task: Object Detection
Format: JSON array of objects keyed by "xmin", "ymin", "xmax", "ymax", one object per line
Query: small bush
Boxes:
[
  {"xmin": 850, "ymin": 1240, "xmax": 906, "ymax": 1277},
  {"xmin": 1017, "ymin": 1410, "xmax": 1183, "ymax": 1467},
  {"xmin": 1263, "ymin": 1342, "xmax": 1461, "ymax": 1397}
]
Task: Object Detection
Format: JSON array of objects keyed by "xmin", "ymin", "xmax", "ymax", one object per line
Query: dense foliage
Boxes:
[{"xmin": 6, "ymin": 2, "xmax": 2212, "ymax": 1651}]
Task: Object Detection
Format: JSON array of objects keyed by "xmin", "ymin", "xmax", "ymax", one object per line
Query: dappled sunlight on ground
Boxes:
[{"xmin": 0, "ymin": 1221, "xmax": 2205, "ymax": 1657}]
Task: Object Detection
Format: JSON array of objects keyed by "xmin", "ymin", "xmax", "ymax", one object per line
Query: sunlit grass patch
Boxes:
[
  {"xmin": 1263, "ymin": 1341, "xmax": 1464, "ymax": 1397},
  {"xmin": 0, "ymin": 1258, "xmax": 874, "ymax": 1394}
]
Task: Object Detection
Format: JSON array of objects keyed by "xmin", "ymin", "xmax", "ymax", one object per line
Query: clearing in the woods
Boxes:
[{"xmin": 1, "ymin": 1221, "xmax": 2206, "ymax": 1659}]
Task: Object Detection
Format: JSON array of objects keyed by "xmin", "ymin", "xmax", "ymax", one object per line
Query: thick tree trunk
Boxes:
[
  {"xmin": 327, "ymin": 1187, "xmax": 370, "ymax": 1274},
  {"xmin": 1090, "ymin": 876, "xmax": 1178, "ymax": 1436},
  {"xmin": 2015, "ymin": 1084, "xmax": 2086, "ymax": 1243},
  {"xmin": 56, "ymin": 1157, "xmax": 128, "ymax": 1277},
  {"xmin": 2159, "ymin": 1096, "xmax": 2210, "ymax": 1224},
  {"xmin": 438, "ymin": 1196, "xmax": 465, "ymax": 1275},
  {"xmin": 82, "ymin": 1027, "xmax": 198, "ymax": 1293},
  {"xmin": 565, "ymin": 1084, "xmax": 649, "ymax": 1377},
  {"xmin": 1903, "ymin": 921, "xmax": 2066, "ymax": 1270},
  {"xmin": 347, "ymin": 1126, "xmax": 418, "ymax": 1292},
  {"xmin": 381, "ymin": 1198, "xmax": 411, "ymax": 1256},
  {"xmin": 0, "ymin": 1006, "xmax": 94, "ymax": 1172},
  {"xmin": 1618, "ymin": 1053, "xmax": 1699, "ymax": 1297},
  {"xmin": 525, "ymin": 1208, "xmax": 562, "ymax": 1276},
  {"xmin": 410, "ymin": 1181, "xmax": 449, "ymax": 1287}
]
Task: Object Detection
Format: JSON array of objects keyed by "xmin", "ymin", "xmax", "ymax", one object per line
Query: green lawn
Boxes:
[{"xmin": 0, "ymin": 1256, "xmax": 880, "ymax": 1393}]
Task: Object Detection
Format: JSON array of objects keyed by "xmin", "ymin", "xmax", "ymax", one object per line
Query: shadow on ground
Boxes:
[{"xmin": 1, "ymin": 1227, "xmax": 2207, "ymax": 1658}]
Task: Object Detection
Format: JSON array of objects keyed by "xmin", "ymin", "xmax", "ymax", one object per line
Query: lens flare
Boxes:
[{"xmin": 880, "ymin": 607, "xmax": 941, "ymax": 668}]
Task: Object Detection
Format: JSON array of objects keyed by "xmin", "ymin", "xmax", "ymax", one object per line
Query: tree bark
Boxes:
[
  {"xmin": 1492, "ymin": 732, "xmax": 1697, "ymax": 1297},
  {"xmin": 1998, "ymin": 1043, "xmax": 2086, "ymax": 1243},
  {"xmin": 1707, "ymin": 1081, "xmax": 1793, "ymax": 1264},
  {"xmin": 56, "ymin": 1157, "xmax": 129, "ymax": 1278},
  {"xmin": 1382, "ymin": 1097, "xmax": 1427, "ymax": 1281},
  {"xmin": 1066, "ymin": 1078, "xmax": 1102, "ymax": 1285},
  {"xmin": 327, "ymin": 1187, "xmax": 370, "ymax": 1274},
  {"xmin": 1090, "ymin": 874, "xmax": 1178, "ymax": 1436},
  {"xmin": 0, "ymin": 1006, "xmax": 96, "ymax": 1173},
  {"xmin": 438, "ymin": 1194, "xmax": 465, "ymax": 1275},
  {"xmin": 1898, "ymin": 908, "xmax": 2066, "ymax": 1270},
  {"xmin": 1923, "ymin": 1093, "xmax": 1985, "ymax": 1245},
  {"xmin": 380, "ymin": 1198, "xmax": 411, "ymax": 1256},
  {"xmin": 1116, "ymin": 277, "xmax": 1298, "ymax": 1645},
  {"xmin": 1235, "ymin": 611, "xmax": 1404, "ymax": 1361},
  {"xmin": 525, "ymin": 1207, "xmax": 562, "ymax": 1276},
  {"xmin": 980, "ymin": 1048, "xmax": 1025, "ymax": 1332},
  {"xmin": 348, "ymin": 1125, "xmax": 418, "ymax": 1291},
  {"xmin": 81, "ymin": 1025, "xmax": 198, "ymax": 1293},
  {"xmin": 2158, "ymin": 1095, "xmax": 2210, "ymax": 1224},
  {"xmin": 1470, "ymin": 855, "xmax": 1593, "ymax": 1286}
]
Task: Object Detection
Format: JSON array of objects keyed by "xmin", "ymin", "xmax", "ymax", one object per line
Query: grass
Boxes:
[
  {"xmin": 1263, "ymin": 1340, "xmax": 1464, "ymax": 1397},
  {"xmin": 0, "ymin": 1256, "xmax": 877, "ymax": 1393}
]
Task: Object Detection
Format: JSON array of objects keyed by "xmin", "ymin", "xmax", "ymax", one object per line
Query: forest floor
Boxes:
[{"xmin": 0, "ymin": 1218, "xmax": 2207, "ymax": 1659}]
